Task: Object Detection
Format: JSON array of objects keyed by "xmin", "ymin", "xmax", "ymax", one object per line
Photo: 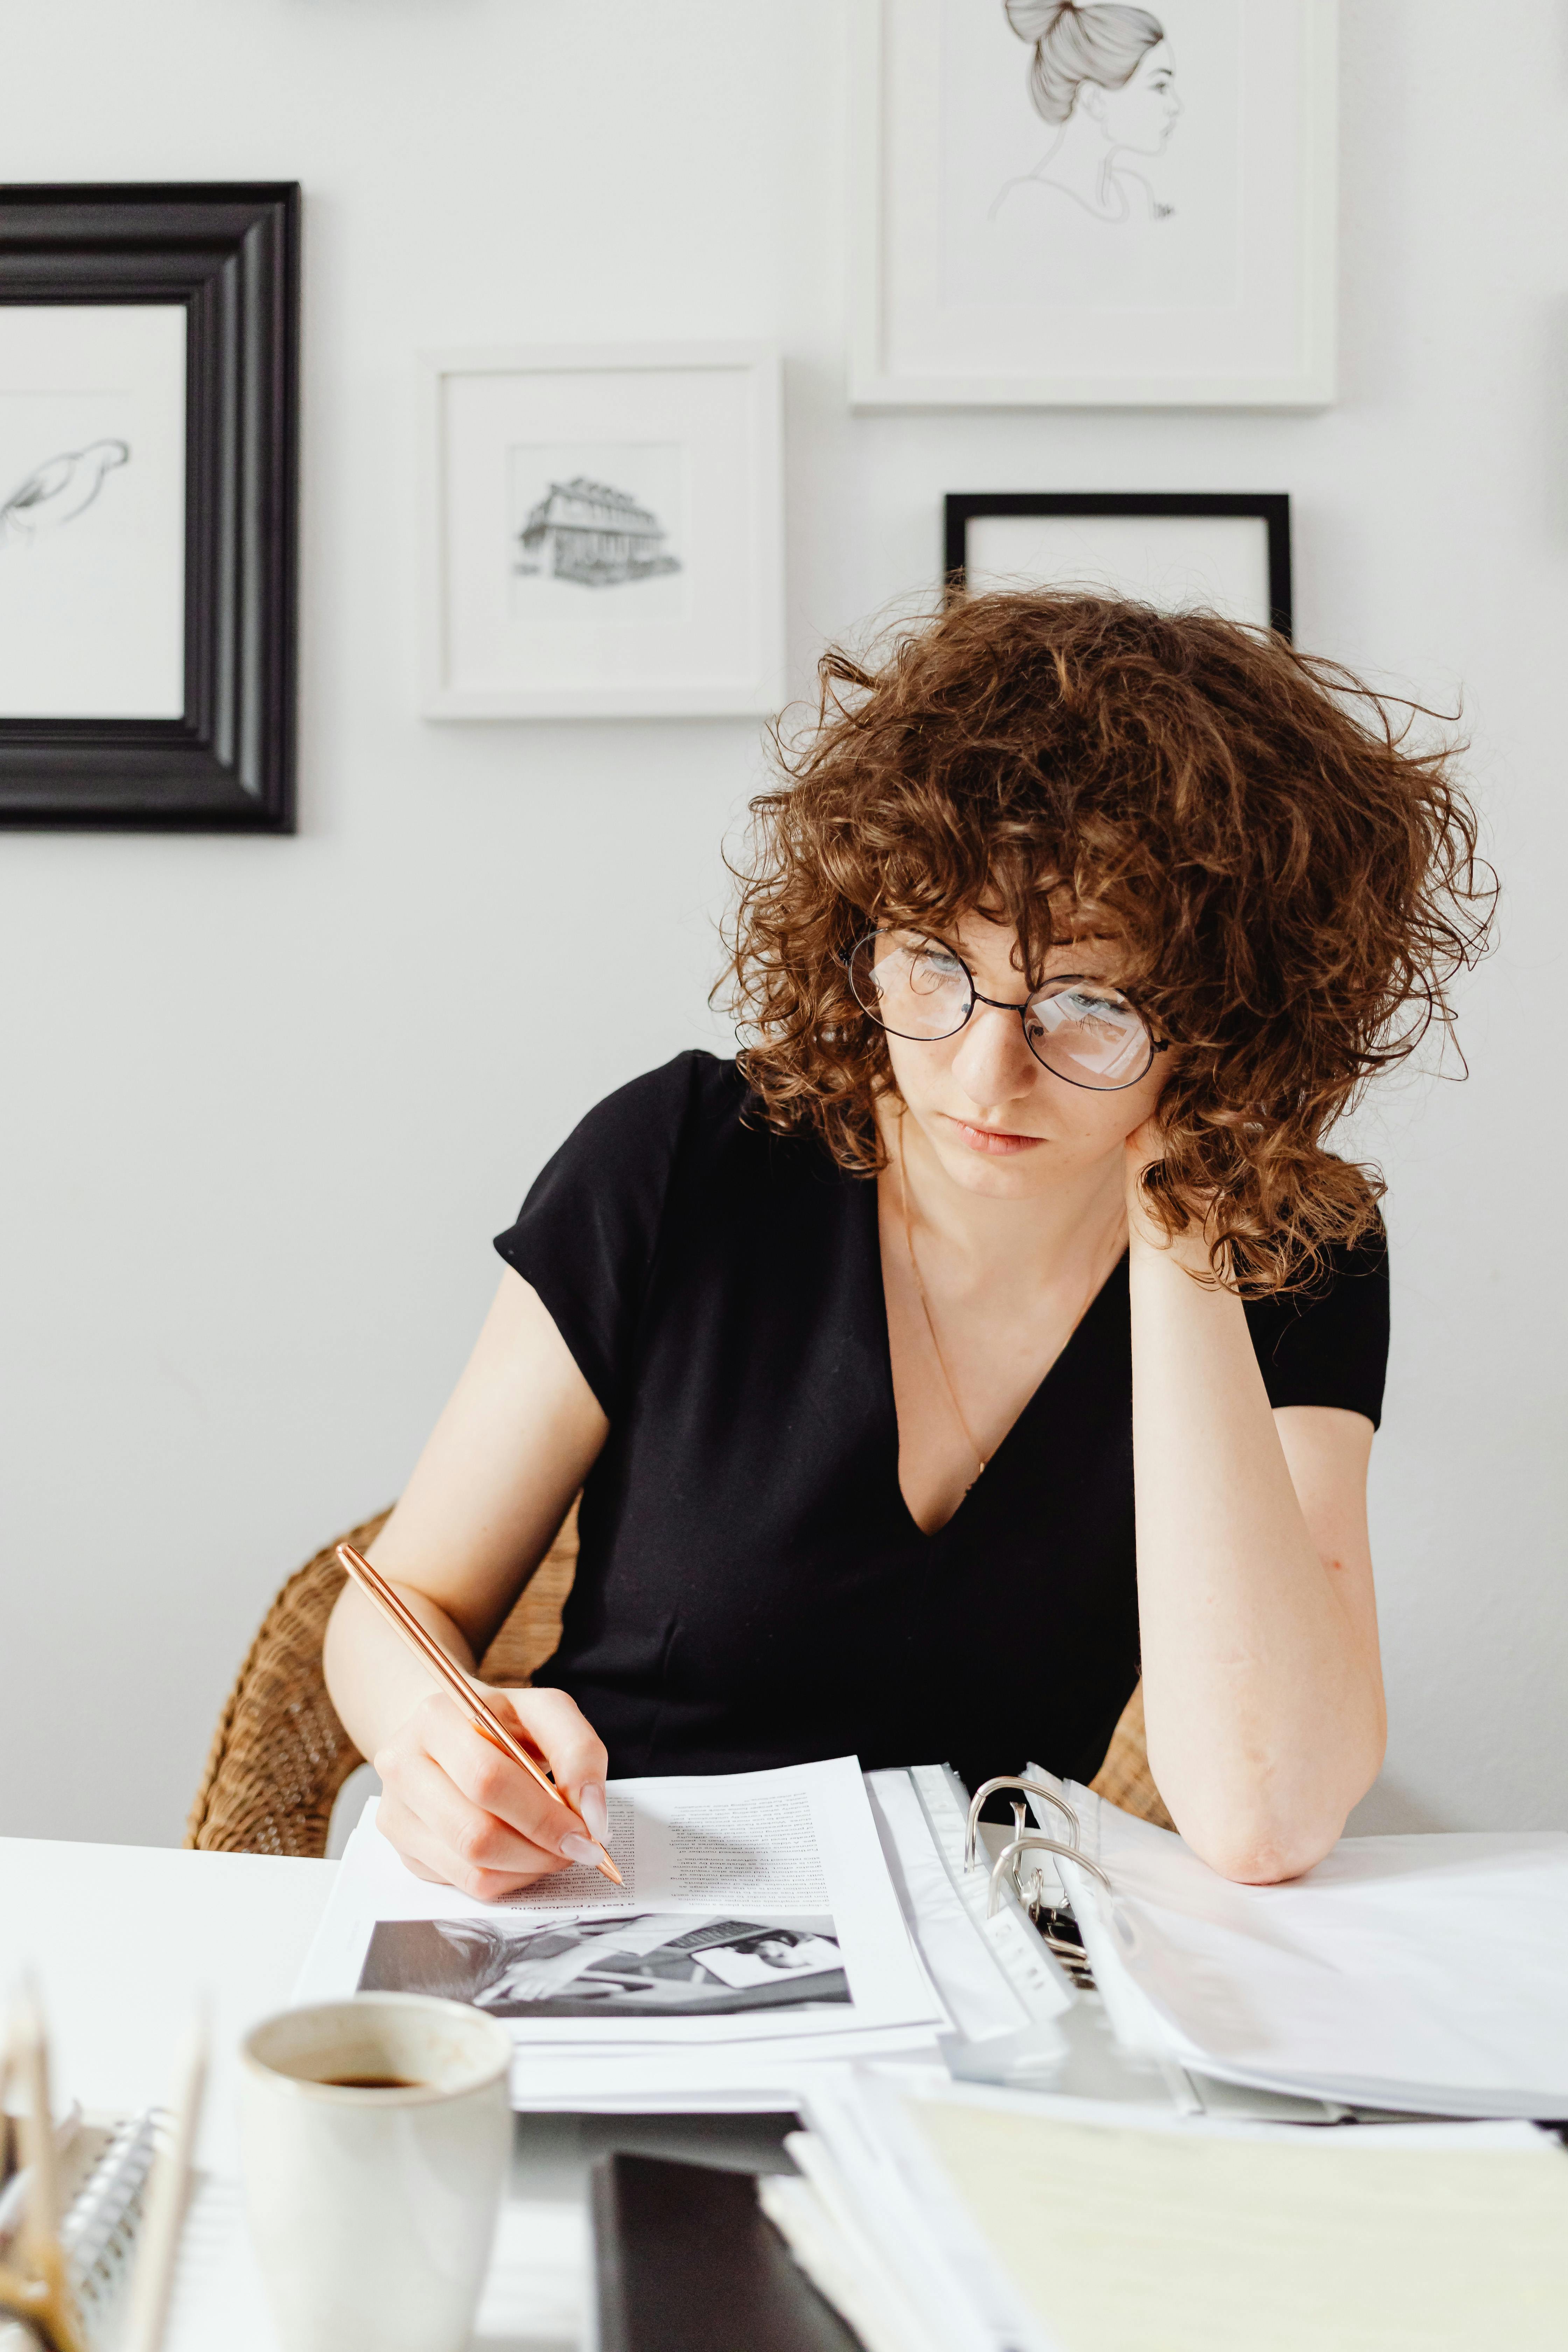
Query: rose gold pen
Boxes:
[{"xmin": 336, "ymin": 1543, "xmax": 622, "ymax": 1886}]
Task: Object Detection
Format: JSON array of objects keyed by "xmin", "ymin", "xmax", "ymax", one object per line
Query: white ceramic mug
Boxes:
[{"xmin": 239, "ymin": 1994, "xmax": 513, "ymax": 2352}]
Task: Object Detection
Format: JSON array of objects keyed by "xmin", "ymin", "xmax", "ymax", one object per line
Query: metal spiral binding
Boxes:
[{"xmin": 58, "ymin": 2111, "xmax": 160, "ymax": 2342}]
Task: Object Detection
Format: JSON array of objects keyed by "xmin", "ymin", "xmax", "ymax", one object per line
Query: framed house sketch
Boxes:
[
  {"xmin": 0, "ymin": 183, "xmax": 300, "ymax": 829},
  {"xmin": 421, "ymin": 343, "xmax": 785, "ymax": 720},
  {"xmin": 852, "ymin": 0, "xmax": 1337, "ymax": 408},
  {"xmin": 946, "ymin": 492, "xmax": 1294, "ymax": 637}
]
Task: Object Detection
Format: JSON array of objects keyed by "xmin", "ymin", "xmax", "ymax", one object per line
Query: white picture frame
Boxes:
[
  {"xmin": 851, "ymin": 0, "xmax": 1337, "ymax": 410},
  {"xmin": 420, "ymin": 342, "xmax": 785, "ymax": 720}
]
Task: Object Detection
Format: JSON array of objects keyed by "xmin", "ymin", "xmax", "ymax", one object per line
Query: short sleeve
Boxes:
[
  {"xmin": 1244, "ymin": 1226, "xmax": 1391, "ymax": 1430},
  {"xmin": 493, "ymin": 1052, "xmax": 716, "ymax": 1418}
]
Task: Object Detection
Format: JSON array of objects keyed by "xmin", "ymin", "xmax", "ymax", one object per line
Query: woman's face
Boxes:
[
  {"xmin": 1085, "ymin": 40, "xmax": 1181, "ymax": 155},
  {"xmin": 879, "ymin": 909, "xmax": 1168, "ymax": 1203}
]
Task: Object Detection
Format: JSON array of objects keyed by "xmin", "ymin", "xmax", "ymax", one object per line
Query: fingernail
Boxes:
[
  {"xmin": 580, "ymin": 1783, "xmax": 609, "ymax": 1843},
  {"xmin": 559, "ymin": 1833, "xmax": 598, "ymax": 1866}
]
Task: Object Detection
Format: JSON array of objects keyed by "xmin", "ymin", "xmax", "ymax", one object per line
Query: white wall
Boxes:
[{"xmin": 1, "ymin": 0, "xmax": 1563, "ymax": 1847}]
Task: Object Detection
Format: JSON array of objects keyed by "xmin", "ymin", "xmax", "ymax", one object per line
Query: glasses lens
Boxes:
[
  {"xmin": 1025, "ymin": 979, "xmax": 1153, "ymax": 1090},
  {"xmin": 848, "ymin": 931, "xmax": 973, "ymax": 1040}
]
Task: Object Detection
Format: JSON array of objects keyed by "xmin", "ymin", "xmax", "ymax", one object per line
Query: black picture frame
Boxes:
[
  {"xmin": 0, "ymin": 183, "xmax": 300, "ymax": 831},
  {"xmin": 944, "ymin": 492, "xmax": 1294, "ymax": 642}
]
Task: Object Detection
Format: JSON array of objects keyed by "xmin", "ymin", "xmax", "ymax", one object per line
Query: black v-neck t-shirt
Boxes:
[{"xmin": 495, "ymin": 1051, "xmax": 1388, "ymax": 1794}]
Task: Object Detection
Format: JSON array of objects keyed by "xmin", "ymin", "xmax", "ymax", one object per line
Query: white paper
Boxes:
[
  {"xmin": 295, "ymin": 1759, "xmax": 947, "ymax": 2099},
  {"xmin": 880, "ymin": 1767, "xmax": 1075, "ymax": 2046},
  {"xmin": 963, "ymin": 511, "xmax": 1274, "ymax": 630},
  {"xmin": 1058, "ymin": 1785, "xmax": 1568, "ymax": 2117},
  {"xmin": 435, "ymin": 355, "xmax": 776, "ymax": 713},
  {"xmin": 801, "ymin": 2073, "xmax": 1563, "ymax": 2352},
  {"xmin": 889, "ymin": 2082, "xmax": 1568, "ymax": 2352},
  {"xmin": 762, "ymin": 2131, "xmax": 955, "ymax": 2352},
  {"xmin": 797, "ymin": 2073, "xmax": 1022, "ymax": 2352},
  {"xmin": 0, "ymin": 306, "xmax": 186, "ymax": 719},
  {"xmin": 868, "ymin": 0, "xmax": 1329, "ymax": 398}
]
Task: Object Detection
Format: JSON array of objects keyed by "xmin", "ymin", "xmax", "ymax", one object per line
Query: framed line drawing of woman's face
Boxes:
[{"xmin": 851, "ymin": 0, "xmax": 1337, "ymax": 408}]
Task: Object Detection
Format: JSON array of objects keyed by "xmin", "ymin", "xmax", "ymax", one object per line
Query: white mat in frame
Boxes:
[
  {"xmin": 851, "ymin": 0, "xmax": 1337, "ymax": 409},
  {"xmin": 421, "ymin": 341, "xmax": 785, "ymax": 720}
]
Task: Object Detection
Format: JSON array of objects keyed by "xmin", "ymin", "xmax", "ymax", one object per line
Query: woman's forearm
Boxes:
[
  {"xmin": 324, "ymin": 1580, "xmax": 478, "ymax": 1766},
  {"xmin": 1129, "ymin": 1225, "xmax": 1385, "ymax": 1882}
]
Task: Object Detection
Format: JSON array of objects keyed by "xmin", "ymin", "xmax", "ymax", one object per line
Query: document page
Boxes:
[
  {"xmin": 296, "ymin": 1755, "xmax": 945, "ymax": 2050},
  {"xmin": 800, "ymin": 2075, "xmax": 1564, "ymax": 2352},
  {"xmin": 1049, "ymin": 1779, "xmax": 1568, "ymax": 2116},
  {"xmin": 897, "ymin": 2087, "xmax": 1568, "ymax": 2352}
]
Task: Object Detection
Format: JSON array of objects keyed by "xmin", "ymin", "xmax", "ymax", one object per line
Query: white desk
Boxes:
[{"xmin": 0, "ymin": 1837, "xmax": 796, "ymax": 2348}]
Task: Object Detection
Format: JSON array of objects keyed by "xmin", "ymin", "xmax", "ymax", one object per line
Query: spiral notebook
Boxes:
[
  {"xmin": 0, "ymin": 2107, "xmax": 159, "ymax": 2348},
  {"xmin": 61, "ymin": 2112, "xmax": 162, "ymax": 2344}
]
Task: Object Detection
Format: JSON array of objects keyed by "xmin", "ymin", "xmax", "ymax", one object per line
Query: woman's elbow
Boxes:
[
  {"xmin": 1175, "ymin": 1753, "xmax": 1384, "ymax": 1882},
  {"xmin": 1182, "ymin": 1817, "xmax": 1342, "ymax": 1884}
]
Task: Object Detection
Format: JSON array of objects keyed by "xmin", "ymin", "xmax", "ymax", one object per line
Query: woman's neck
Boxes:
[
  {"xmin": 888, "ymin": 1099, "xmax": 1128, "ymax": 1289},
  {"xmin": 1025, "ymin": 113, "xmax": 1128, "ymax": 221}
]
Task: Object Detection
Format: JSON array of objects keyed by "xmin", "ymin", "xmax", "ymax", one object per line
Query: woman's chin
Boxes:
[{"xmin": 929, "ymin": 1128, "xmax": 1054, "ymax": 1195}]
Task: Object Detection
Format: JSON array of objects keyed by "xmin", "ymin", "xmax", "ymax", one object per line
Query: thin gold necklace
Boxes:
[{"xmin": 897, "ymin": 1116, "xmax": 988, "ymax": 1482}]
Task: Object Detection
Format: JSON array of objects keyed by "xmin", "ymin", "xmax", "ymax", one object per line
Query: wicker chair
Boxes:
[{"xmin": 186, "ymin": 1503, "xmax": 1172, "ymax": 1855}]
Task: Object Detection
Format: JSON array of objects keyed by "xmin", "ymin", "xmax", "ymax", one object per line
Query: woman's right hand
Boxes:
[{"xmin": 372, "ymin": 1682, "xmax": 611, "ymax": 1903}]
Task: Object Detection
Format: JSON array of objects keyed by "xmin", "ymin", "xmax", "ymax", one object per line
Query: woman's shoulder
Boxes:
[
  {"xmin": 557, "ymin": 1049, "xmax": 754, "ymax": 1168},
  {"xmin": 506, "ymin": 1045, "xmax": 831, "ymax": 1244},
  {"xmin": 1244, "ymin": 1220, "xmax": 1391, "ymax": 1429},
  {"xmin": 494, "ymin": 1052, "xmax": 758, "ymax": 1416}
]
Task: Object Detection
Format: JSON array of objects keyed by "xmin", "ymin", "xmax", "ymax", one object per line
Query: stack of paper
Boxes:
[
  {"xmin": 786, "ymin": 2073, "xmax": 1568, "ymax": 2352},
  {"xmin": 297, "ymin": 1756, "xmax": 974, "ymax": 2111},
  {"xmin": 1032, "ymin": 1775, "xmax": 1568, "ymax": 2120}
]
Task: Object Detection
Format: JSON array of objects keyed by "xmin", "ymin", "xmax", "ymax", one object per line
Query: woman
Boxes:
[
  {"xmin": 324, "ymin": 594, "xmax": 1489, "ymax": 1896},
  {"xmin": 992, "ymin": 1, "xmax": 1181, "ymax": 225}
]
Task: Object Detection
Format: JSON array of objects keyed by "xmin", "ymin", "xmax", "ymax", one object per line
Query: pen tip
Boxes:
[{"xmin": 596, "ymin": 1849, "xmax": 624, "ymax": 1887}]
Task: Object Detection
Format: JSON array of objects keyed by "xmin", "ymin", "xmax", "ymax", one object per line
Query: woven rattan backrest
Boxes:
[
  {"xmin": 185, "ymin": 1507, "xmax": 393, "ymax": 1856},
  {"xmin": 1089, "ymin": 1680, "xmax": 1173, "ymax": 1830},
  {"xmin": 187, "ymin": 1492, "xmax": 1169, "ymax": 1856},
  {"xmin": 185, "ymin": 1503, "xmax": 582, "ymax": 1858}
]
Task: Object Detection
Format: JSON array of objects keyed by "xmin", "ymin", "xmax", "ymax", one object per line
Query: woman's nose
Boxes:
[{"xmin": 950, "ymin": 1002, "xmax": 1038, "ymax": 1107}]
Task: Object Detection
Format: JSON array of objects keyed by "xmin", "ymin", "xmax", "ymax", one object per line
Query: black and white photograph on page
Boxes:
[
  {"xmin": 359, "ymin": 1913, "xmax": 851, "ymax": 2019},
  {"xmin": 852, "ymin": 0, "xmax": 1336, "ymax": 405}
]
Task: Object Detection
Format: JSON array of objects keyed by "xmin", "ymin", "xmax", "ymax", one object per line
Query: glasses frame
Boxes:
[{"xmin": 845, "ymin": 929, "xmax": 1169, "ymax": 1094}]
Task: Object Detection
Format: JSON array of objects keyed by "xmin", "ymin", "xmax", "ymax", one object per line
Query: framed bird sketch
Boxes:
[
  {"xmin": 421, "ymin": 343, "xmax": 785, "ymax": 720},
  {"xmin": 0, "ymin": 184, "xmax": 299, "ymax": 830},
  {"xmin": 851, "ymin": 0, "xmax": 1337, "ymax": 408},
  {"xmin": 946, "ymin": 492, "xmax": 1294, "ymax": 636}
]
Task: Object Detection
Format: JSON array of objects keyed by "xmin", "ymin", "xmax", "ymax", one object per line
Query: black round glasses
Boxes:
[{"xmin": 846, "ymin": 929, "xmax": 1166, "ymax": 1093}]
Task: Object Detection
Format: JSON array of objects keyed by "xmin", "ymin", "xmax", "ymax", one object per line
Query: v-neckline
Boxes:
[{"xmin": 864, "ymin": 1175, "xmax": 1129, "ymax": 1544}]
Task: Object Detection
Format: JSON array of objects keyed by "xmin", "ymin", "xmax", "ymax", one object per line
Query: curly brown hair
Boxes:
[{"xmin": 723, "ymin": 592, "xmax": 1494, "ymax": 1294}]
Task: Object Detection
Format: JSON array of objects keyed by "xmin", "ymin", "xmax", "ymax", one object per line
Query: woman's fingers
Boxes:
[
  {"xmin": 372, "ymin": 1684, "xmax": 616, "ymax": 1899},
  {"xmin": 416, "ymin": 1695, "xmax": 588, "ymax": 1857},
  {"xmin": 497, "ymin": 1686, "xmax": 611, "ymax": 1843},
  {"xmin": 375, "ymin": 1755, "xmax": 570, "ymax": 1900}
]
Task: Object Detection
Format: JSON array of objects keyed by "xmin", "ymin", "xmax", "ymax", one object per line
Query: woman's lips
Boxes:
[{"xmin": 945, "ymin": 1116, "xmax": 1044, "ymax": 1156}]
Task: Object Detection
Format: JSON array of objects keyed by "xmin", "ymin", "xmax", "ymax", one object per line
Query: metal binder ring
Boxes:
[
  {"xmin": 987, "ymin": 1833, "xmax": 1112, "ymax": 1918},
  {"xmin": 965, "ymin": 1776, "xmax": 1079, "ymax": 1871}
]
